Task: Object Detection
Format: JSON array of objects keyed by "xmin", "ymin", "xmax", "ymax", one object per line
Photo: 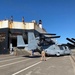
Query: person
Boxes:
[
  {"xmin": 41, "ymin": 50, "xmax": 46, "ymax": 61},
  {"xmin": 32, "ymin": 50, "xmax": 34, "ymax": 56},
  {"xmin": 10, "ymin": 48, "xmax": 13, "ymax": 55}
]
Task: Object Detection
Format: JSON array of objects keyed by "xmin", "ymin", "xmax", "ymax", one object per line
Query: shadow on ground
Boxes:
[{"xmin": 22, "ymin": 55, "xmax": 41, "ymax": 58}]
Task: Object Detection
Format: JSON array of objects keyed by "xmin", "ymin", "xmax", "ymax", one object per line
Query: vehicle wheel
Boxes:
[
  {"xmin": 56, "ymin": 52, "xmax": 60, "ymax": 56},
  {"xmin": 67, "ymin": 53, "xmax": 71, "ymax": 55},
  {"xmin": 45, "ymin": 53, "xmax": 50, "ymax": 57}
]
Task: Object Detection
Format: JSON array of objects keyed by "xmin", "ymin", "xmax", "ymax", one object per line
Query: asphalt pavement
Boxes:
[{"xmin": 0, "ymin": 54, "xmax": 75, "ymax": 75}]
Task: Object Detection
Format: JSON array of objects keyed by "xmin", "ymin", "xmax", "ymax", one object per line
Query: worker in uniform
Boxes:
[{"xmin": 41, "ymin": 50, "xmax": 46, "ymax": 61}]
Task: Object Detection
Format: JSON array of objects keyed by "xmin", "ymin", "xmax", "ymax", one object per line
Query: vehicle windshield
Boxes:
[{"xmin": 58, "ymin": 45, "xmax": 64, "ymax": 50}]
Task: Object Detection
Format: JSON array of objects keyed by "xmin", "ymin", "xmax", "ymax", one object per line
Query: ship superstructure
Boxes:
[{"xmin": 0, "ymin": 18, "xmax": 48, "ymax": 54}]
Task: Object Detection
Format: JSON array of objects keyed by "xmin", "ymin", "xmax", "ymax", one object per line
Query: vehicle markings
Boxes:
[{"xmin": 12, "ymin": 57, "xmax": 51, "ymax": 75}]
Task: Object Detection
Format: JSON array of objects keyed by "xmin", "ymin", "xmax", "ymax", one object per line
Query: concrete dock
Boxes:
[{"xmin": 0, "ymin": 52, "xmax": 75, "ymax": 75}]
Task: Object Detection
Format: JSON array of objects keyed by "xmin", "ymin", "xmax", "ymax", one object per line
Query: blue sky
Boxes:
[{"xmin": 0, "ymin": 0, "xmax": 75, "ymax": 44}]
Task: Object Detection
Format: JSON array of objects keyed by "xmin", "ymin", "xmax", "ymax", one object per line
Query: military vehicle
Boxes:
[{"xmin": 17, "ymin": 32, "xmax": 71, "ymax": 56}]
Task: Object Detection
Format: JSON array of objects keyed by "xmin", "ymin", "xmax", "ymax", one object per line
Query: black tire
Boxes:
[{"xmin": 56, "ymin": 52, "xmax": 60, "ymax": 56}]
